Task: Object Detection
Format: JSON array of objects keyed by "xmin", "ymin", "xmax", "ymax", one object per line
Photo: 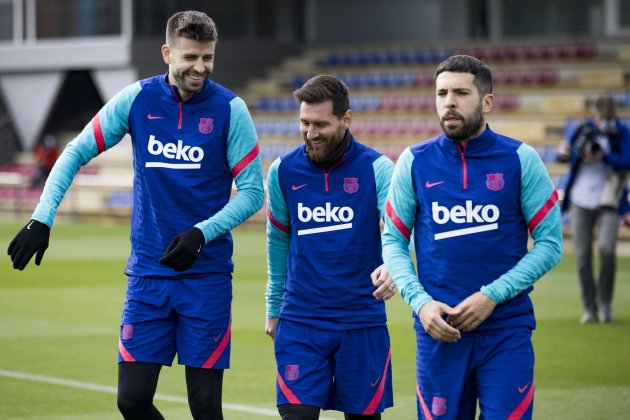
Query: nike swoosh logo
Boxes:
[
  {"xmin": 518, "ymin": 383, "xmax": 530, "ymax": 393},
  {"xmin": 147, "ymin": 114, "xmax": 164, "ymax": 120},
  {"xmin": 370, "ymin": 374, "xmax": 381, "ymax": 387},
  {"xmin": 425, "ymin": 181, "xmax": 445, "ymax": 188},
  {"xmin": 292, "ymin": 184, "xmax": 307, "ymax": 191},
  {"xmin": 27, "ymin": 221, "xmax": 34, "ymax": 230},
  {"xmin": 213, "ymin": 332, "xmax": 222, "ymax": 342}
]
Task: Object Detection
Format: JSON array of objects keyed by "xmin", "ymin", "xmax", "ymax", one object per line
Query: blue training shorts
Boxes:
[
  {"xmin": 414, "ymin": 318, "xmax": 535, "ymax": 420},
  {"xmin": 118, "ymin": 275, "xmax": 232, "ymax": 368},
  {"xmin": 274, "ymin": 319, "xmax": 394, "ymax": 415}
]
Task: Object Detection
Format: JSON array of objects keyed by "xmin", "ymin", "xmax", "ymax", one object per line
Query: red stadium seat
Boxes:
[
  {"xmin": 562, "ymin": 43, "xmax": 579, "ymax": 59},
  {"xmin": 526, "ymin": 45, "xmax": 546, "ymax": 60},
  {"xmin": 544, "ymin": 44, "xmax": 563, "ymax": 59}
]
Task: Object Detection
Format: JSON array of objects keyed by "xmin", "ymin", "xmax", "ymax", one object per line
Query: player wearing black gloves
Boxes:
[
  {"xmin": 8, "ymin": 221, "xmax": 205, "ymax": 272},
  {"xmin": 6, "ymin": 10, "xmax": 264, "ymax": 420},
  {"xmin": 159, "ymin": 227, "xmax": 205, "ymax": 271},
  {"xmin": 7, "ymin": 219, "xmax": 50, "ymax": 270}
]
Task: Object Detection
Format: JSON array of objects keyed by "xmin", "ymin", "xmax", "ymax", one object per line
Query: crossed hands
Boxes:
[{"xmin": 418, "ymin": 292, "xmax": 496, "ymax": 342}]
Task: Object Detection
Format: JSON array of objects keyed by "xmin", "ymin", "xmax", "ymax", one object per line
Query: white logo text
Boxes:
[
  {"xmin": 297, "ymin": 202, "xmax": 354, "ymax": 235},
  {"xmin": 146, "ymin": 135, "xmax": 203, "ymax": 169},
  {"xmin": 432, "ymin": 200, "xmax": 499, "ymax": 240}
]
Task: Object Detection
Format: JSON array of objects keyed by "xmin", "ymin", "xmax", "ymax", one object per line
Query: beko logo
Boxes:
[
  {"xmin": 432, "ymin": 200, "xmax": 500, "ymax": 240},
  {"xmin": 146, "ymin": 135, "xmax": 204, "ymax": 169},
  {"xmin": 297, "ymin": 202, "xmax": 354, "ymax": 236}
]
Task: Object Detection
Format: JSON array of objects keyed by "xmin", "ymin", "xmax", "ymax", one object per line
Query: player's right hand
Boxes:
[
  {"xmin": 7, "ymin": 219, "xmax": 51, "ymax": 270},
  {"xmin": 265, "ymin": 317, "xmax": 279, "ymax": 339},
  {"xmin": 418, "ymin": 300, "xmax": 461, "ymax": 343}
]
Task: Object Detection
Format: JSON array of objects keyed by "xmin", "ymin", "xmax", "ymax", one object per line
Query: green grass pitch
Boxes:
[{"xmin": 1, "ymin": 220, "xmax": 629, "ymax": 419}]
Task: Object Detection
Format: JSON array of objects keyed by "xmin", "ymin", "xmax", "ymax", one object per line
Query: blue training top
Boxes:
[
  {"xmin": 32, "ymin": 73, "xmax": 264, "ymax": 278},
  {"xmin": 266, "ymin": 134, "xmax": 394, "ymax": 330},
  {"xmin": 383, "ymin": 125, "xmax": 562, "ymax": 333}
]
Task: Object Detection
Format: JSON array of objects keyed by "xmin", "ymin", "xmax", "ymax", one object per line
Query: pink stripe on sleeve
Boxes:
[
  {"xmin": 362, "ymin": 349, "xmax": 392, "ymax": 414},
  {"xmin": 91, "ymin": 113, "xmax": 106, "ymax": 154},
  {"xmin": 231, "ymin": 143, "xmax": 260, "ymax": 177},
  {"xmin": 201, "ymin": 321, "xmax": 232, "ymax": 369},
  {"xmin": 528, "ymin": 189, "xmax": 558, "ymax": 232},
  {"xmin": 386, "ymin": 200, "xmax": 411, "ymax": 240},
  {"xmin": 277, "ymin": 372, "xmax": 301, "ymax": 404},
  {"xmin": 508, "ymin": 380, "xmax": 535, "ymax": 419},
  {"xmin": 266, "ymin": 205, "xmax": 290, "ymax": 233},
  {"xmin": 118, "ymin": 339, "xmax": 136, "ymax": 362}
]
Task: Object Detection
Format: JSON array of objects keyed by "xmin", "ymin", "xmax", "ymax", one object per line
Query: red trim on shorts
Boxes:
[
  {"xmin": 416, "ymin": 382, "xmax": 433, "ymax": 420},
  {"xmin": 118, "ymin": 339, "xmax": 136, "ymax": 362},
  {"xmin": 362, "ymin": 348, "xmax": 392, "ymax": 414},
  {"xmin": 231, "ymin": 143, "xmax": 260, "ymax": 177},
  {"xmin": 201, "ymin": 320, "xmax": 232, "ymax": 368},
  {"xmin": 277, "ymin": 371, "xmax": 302, "ymax": 404},
  {"xmin": 507, "ymin": 379, "xmax": 535, "ymax": 420},
  {"xmin": 528, "ymin": 189, "xmax": 558, "ymax": 232}
]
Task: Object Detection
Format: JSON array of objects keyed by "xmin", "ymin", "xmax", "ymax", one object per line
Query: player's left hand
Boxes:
[
  {"xmin": 159, "ymin": 227, "xmax": 205, "ymax": 271},
  {"xmin": 371, "ymin": 264, "xmax": 397, "ymax": 301},
  {"xmin": 447, "ymin": 292, "xmax": 496, "ymax": 333}
]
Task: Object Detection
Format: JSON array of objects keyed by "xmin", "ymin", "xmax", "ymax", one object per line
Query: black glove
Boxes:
[
  {"xmin": 7, "ymin": 219, "xmax": 51, "ymax": 270},
  {"xmin": 159, "ymin": 227, "xmax": 205, "ymax": 272}
]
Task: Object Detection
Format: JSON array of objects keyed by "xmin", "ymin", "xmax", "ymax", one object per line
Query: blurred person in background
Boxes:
[
  {"xmin": 7, "ymin": 10, "xmax": 263, "ymax": 420},
  {"xmin": 383, "ymin": 55, "xmax": 562, "ymax": 419},
  {"xmin": 31, "ymin": 133, "xmax": 59, "ymax": 187},
  {"xmin": 265, "ymin": 75, "xmax": 396, "ymax": 420},
  {"xmin": 558, "ymin": 95, "xmax": 630, "ymax": 323}
]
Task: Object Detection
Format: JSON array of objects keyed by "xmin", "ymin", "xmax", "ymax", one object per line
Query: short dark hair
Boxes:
[
  {"xmin": 293, "ymin": 75, "xmax": 350, "ymax": 119},
  {"xmin": 166, "ymin": 10, "xmax": 218, "ymax": 46},
  {"xmin": 594, "ymin": 96, "xmax": 616, "ymax": 113},
  {"xmin": 436, "ymin": 55, "xmax": 493, "ymax": 96}
]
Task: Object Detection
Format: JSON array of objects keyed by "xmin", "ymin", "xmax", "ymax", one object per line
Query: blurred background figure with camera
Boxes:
[{"xmin": 558, "ymin": 96, "xmax": 630, "ymax": 324}]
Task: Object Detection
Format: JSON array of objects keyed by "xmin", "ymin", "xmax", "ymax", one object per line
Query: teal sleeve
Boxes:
[
  {"xmin": 265, "ymin": 158, "xmax": 289, "ymax": 318},
  {"xmin": 382, "ymin": 148, "xmax": 432, "ymax": 314},
  {"xmin": 195, "ymin": 97, "xmax": 264, "ymax": 242},
  {"xmin": 373, "ymin": 155, "xmax": 394, "ymax": 218},
  {"xmin": 480, "ymin": 143, "xmax": 563, "ymax": 303},
  {"xmin": 31, "ymin": 82, "xmax": 140, "ymax": 227}
]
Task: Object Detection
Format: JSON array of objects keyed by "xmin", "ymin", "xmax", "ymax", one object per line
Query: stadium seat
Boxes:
[
  {"xmin": 562, "ymin": 43, "xmax": 580, "ymax": 59},
  {"xmin": 414, "ymin": 72, "xmax": 434, "ymax": 87},
  {"xmin": 539, "ymin": 69, "xmax": 559, "ymax": 84},
  {"xmin": 577, "ymin": 42, "xmax": 597, "ymax": 58},
  {"xmin": 531, "ymin": 45, "xmax": 549, "ymax": 60},
  {"xmin": 544, "ymin": 44, "xmax": 564, "ymax": 59}
]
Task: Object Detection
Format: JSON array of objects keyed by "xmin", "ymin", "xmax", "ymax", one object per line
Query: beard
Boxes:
[
  {"xmin": 440, "ymin": 103, "xmax": 485, "ymax": 141},
  {"xmin": 171, "ymin": 70, "xmax": 209, "ymax": 95},
  {"xmin": 305, "ymin": 128, "xmax": 347, "ymax": 165}
]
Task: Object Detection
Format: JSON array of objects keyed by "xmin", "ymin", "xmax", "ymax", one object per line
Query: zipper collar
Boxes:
[{"xmin": 439, "ymin": 123, "xmax": 495, "ymax": 157}]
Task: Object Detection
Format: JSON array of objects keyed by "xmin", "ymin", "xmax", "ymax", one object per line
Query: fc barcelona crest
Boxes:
[
  {"xmin": 431, "ymin": 396, "xmax": 447, "ymax": 416},
  {"xmin": 486, "ymin": 173, "xmax": 505, "ymax": 191},
  {"xmin": 343, "ymin": 177, "xmax": 359, "ymax": 194},
  {"xmin": 285, "ymin": 364, "xmax": 300, "ymax": 381},
  {"xmin": 199, "ymin": 118, "xmax": 214, "ymax": 134},
  {"xmin": 121, "ymin": 324, "xmax": 134, "ymax": 340}
]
